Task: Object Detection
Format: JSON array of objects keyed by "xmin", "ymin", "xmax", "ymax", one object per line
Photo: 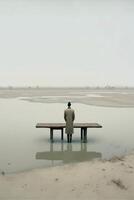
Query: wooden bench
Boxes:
[{"xmin": 36, "ymin": 123, "xmax": 102, "ymax": 142}]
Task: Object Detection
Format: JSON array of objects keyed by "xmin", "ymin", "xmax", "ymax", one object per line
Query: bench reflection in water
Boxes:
[{"xmin": 36, "ymin": 143, "xmax": 102, "ymax": 163}]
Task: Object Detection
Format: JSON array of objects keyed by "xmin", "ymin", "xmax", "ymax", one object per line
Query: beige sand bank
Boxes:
[
  {"xmin": 0, "ymin": 153, "xmax": 134, "ymax": 200},
  {"xmin": 1, "ymin": 87, "xmax": 134, "ymax": 107}
]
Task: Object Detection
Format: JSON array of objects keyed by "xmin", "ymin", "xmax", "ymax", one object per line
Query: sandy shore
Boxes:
[{"xmin": 0, "ymin": 153, "xmax": 134, "ymax": 200}]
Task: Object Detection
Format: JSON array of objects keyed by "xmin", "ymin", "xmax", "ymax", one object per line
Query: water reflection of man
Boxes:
[{"xmin": 64, "ymin": 102, "xmax": 75, "ymax": 143}]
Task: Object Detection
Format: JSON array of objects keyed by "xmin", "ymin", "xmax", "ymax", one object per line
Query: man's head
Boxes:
[{"xmin": 67, "ymin": 102, "xmax": 71, "ymax": 107}]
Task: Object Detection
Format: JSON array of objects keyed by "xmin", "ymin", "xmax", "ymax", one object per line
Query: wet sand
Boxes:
[
  {"xmin": 0, "ymin": 153, "xmax": 134, "ymax": 200},
  {"xmin": 0, "ymin": 87, "xmax": 134, "ymax": 107}
]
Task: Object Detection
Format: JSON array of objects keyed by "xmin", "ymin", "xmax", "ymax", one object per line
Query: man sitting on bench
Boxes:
[{"xmin": 64, "ymin": 102, "xmax": 75, "ymax": 143}]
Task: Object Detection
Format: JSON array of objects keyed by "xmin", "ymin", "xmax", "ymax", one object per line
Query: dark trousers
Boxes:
[{"xmin": 67, "ymin": 134, "xmax": 72, "ymax": 143}]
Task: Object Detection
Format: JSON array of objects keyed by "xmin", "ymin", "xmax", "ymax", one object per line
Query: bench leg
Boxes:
[
  {"xmin": 83, "ymin": 128, "xmax": 87, "ymax": 143},
  {"xmin": 50, "ymin": 128, "xmax": 53, "ymax": 142},
  {"xmin": 61, "ymin": 128, "xmax": 64, "ymax": 141},
  {"xmin": 81, "ymin": 128, "xmax": 84, "ymax": 141}
]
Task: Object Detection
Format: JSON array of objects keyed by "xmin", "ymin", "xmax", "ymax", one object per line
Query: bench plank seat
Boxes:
[
  {"xmin": 36, "ymin": 123, "xmax": 102, "ymax": 128},
  {"xmin": 36, "ymin": 123, "xmax": 102, "ymax": 142}
]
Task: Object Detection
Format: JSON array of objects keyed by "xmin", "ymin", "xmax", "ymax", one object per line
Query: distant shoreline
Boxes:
[{"xmin": 0, "ymin": 86, "xmax": 134, "ymax": 89}]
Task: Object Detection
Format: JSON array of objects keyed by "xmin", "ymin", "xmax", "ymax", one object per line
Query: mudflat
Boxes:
[{"xmin": 0, "ymin": 87, "xmax": 134, "ymax": 107}]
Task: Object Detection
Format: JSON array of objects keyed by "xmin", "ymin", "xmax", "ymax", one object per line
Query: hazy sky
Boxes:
[{"xmin": 0, "ymin": 0, "xmax": 134, "ymax": 87}]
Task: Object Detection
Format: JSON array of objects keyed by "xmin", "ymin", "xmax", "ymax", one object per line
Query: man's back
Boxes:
[{"xmin": 64, "ymin": 108, "xmax": 75, "ymax": 122}]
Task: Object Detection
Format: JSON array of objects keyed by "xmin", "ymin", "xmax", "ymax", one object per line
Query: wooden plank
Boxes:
[{"xmin": 36, "ymin": 123, "xmax": 102, "ymax": 128}]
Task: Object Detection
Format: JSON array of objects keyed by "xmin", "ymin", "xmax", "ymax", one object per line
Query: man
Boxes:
[{"xmin": 64, "ymin": 102, "xmax": 75, "ymax": 143}]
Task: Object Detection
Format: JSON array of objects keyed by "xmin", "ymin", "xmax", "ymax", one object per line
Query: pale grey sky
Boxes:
[{"xmin": 0, "ymin": 0, "xmax": 134, "ymax": 87}]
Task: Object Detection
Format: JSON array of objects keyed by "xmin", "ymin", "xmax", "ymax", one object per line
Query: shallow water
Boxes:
[{"xmin": 0, "ymin": 98, "xmax": 134, "ymax": 174}]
